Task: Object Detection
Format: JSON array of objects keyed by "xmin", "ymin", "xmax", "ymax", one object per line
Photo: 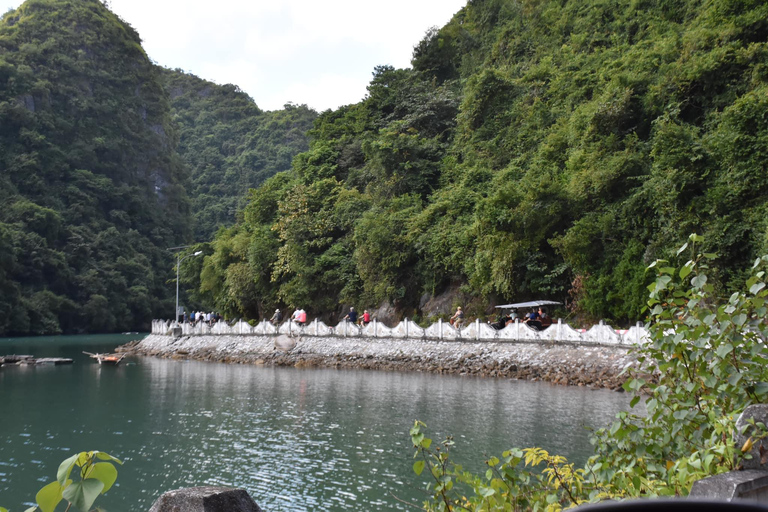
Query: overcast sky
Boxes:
[{"xmin": 0, "ymin": 0, "xmax": 467, "ymax": 111}]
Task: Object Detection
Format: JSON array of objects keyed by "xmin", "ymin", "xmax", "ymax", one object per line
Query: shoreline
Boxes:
[{"xmin": 119, "ymin": 334, "xmax": 639, "ymax": 390}]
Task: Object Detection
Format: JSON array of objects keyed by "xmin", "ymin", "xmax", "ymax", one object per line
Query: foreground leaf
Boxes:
[
  {"xmin": 35, "ymin": 481, "xmax": 64, "ymax": 512},
  {"xmin": 87, "ymin": 462, "xmax": 118, "ymax": 493},
  {"xmin": 62, "ymin": 479, "xmax": 104, "ymax": 512}
]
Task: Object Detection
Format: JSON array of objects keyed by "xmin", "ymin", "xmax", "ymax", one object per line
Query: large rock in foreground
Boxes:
[{"xmin": 148, "ymin": 486, "xmax": 262, "ymax": 512}]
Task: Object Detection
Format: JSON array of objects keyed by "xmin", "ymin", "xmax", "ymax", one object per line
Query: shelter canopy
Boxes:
[{"xmin": 494, "ymin": 300, "xmax": 561, "ymax": 309}]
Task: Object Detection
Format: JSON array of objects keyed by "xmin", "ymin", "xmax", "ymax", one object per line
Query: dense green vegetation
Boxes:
[
  {"xmin": 410, "ymin": 239, "xmax": 768, "ymax": 509},
  {"xmin": 0, "ymin": 0, "xmax": 190, "ymax": 335},
  {"xmin": 0, "ymin": 0, "xmax": 315, "ymax": 335},
  {"xmin": 200, "ymin": 0, "xmax": 768, "ymax": 325},
  {"xmin": 3, "ymin": 0, "xmax": 768, "ymax": 332},
  {"xmin": 161, "ymin": 70, "xmax": 316, "ymax": 240}
]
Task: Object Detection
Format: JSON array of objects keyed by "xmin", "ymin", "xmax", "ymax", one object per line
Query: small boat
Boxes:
[{"xmin": 83, "ymin": 352, "xmax": 126, "ymax": 365}]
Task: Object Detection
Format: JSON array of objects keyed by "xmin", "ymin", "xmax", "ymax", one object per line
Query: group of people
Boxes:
[
  {"xmin": 267, "ymin": 306, "xmax": 373, "ymax": 327},
  {"xmin": 188, "ymin": 305, "xmax": 553, "ymax": 332},
  {"xmin": 343, "ymin": 307, "xmax": 371, "ymax": 326},
  {"xmin": 186, "ymin": 311, "xmax": 221, "ymax": 326},
  {"xmin": 523, "ymin": 307, "xmax": 552, "ymax": 330},
  {"xmin": 268, "ymin": 308, "xmax": 307, "ymax": 326},
  {"xmin": 488, "ymin": 306, "xmax": 551, "ymax": 331}
]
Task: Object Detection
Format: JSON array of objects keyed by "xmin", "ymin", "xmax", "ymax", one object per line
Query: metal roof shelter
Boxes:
[{"xmin": 494, "ymin": 300, "xmax": 562, "ymax": 309}]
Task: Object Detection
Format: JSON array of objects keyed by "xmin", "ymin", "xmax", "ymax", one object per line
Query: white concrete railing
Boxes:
[{"xmin": 152, "ymin": 318, "xmax": 650, "ymax": 347}]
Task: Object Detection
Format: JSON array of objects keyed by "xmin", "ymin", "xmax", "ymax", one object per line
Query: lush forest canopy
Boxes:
[
  {"xmin": 0, "ymin": 0, "xmax": 314, "ymax": 335},
  {"xmin": 197, "ymin": 0, "xmax": 768, "ymax": 326},
  {"xmin": 2, "ymin": 0, "xmax": 767, "ymax": 334},
  {"xmin": 161, "ymin": 69, "xmax": 316, "ymax": 241}
]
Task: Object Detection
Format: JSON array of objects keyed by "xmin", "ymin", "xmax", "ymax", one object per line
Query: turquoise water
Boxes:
[{"xmin": 0, "ymin": 334, "xmax": 633, "ymax": 511}]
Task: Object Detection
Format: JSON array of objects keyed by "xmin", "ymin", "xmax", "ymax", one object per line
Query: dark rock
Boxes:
[
  {"xmin": 735, "ymin": 405, "xmax": 768, "ymax": 470},
  {"xmin": 689, "ymin": 469, "xmax": 768, "ymax": 501},
  {"xmin": 2, "ymin": 355, "xmax": 34, "ymax": 363},
  {"xmin": 148, "ymin": 486, "xmax": 262, "ymax": 512}
]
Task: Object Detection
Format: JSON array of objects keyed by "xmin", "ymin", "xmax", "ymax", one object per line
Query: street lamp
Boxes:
[{"xmin": 175, "ymin": 250, "xmax": 203, "ymax": 324}]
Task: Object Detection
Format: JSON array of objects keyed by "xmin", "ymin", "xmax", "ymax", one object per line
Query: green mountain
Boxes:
[
  {"xmin": 0, "ymin": 0, "xmax": 191, "ymax": 334},
  {"xmin": 0, "ymin": 0, "xmax": 315, "ymax": 335},
  {"xmin": 161, "ymin": 69, "xmax": 316, "ymax": 241},
  {"xmin": 200, "ymin": 0, "xmax": 768, "ymax": 325}
]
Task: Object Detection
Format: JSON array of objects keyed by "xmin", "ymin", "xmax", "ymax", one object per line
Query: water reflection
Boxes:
[{"xmin": 0, "ymin": 336, "xmax": 634, "ymax": 511}]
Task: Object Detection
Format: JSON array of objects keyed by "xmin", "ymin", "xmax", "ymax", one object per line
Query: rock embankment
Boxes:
[{"xmin": 120, "ymin": 334, "xmax": 639, "ymax": 390}]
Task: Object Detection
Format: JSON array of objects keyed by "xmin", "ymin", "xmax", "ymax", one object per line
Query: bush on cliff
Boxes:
[{"xmin": 410, "ymin": 235, "xmax": 768, "ymax": 510}]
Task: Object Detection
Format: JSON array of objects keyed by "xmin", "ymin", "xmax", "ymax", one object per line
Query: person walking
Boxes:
[{"xmin": 270, "ymin": 309, "xmax": 282, "ymax": 325}]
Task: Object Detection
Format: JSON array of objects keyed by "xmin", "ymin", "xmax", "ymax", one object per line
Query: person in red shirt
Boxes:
[{"xmin": 298, "ymin": 309, "xmax": 307, "ymax": 326}]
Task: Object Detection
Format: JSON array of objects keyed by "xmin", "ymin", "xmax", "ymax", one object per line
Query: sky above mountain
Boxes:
[{"xmin": 0, "ymin": 0, "xmax": 466, "ymax": 111}]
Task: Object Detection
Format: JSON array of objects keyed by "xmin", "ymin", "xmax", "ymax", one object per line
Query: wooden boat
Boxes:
[{"xmin": 83, "ymin": 352, "xmax": 126, "ymax": 365}]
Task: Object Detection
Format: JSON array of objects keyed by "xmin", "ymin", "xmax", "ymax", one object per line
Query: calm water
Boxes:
[{"xmin": 0, "ymin": 334, "xmax": 633, "ymax": 511}]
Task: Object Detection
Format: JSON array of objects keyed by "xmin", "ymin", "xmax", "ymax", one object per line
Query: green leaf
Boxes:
[
  {"xmin": 750, "ymin": 282, "xmax": 766, "ymax": 295},
  {"xmin": 754, "ymin": 382, "xmax": 768, "ymax": 396},
  {"xmin": 478, "ymin": 486, "xmax": 495, "ymax": 498},
  {"xmin": 61, "ymin": 479, "xmax": 104, "ymax": 512},
  {"xmin": 691, "ymin": 274, "xmax": 708, "ymax": 288},
  {"xmin": 630, "ymin": 396, "xmax": 640, "ymax": 408},
  {"xmin": 676, "ymin": 243, "xmax": 689, "ymax": 256},
  {"xmin": 413, "ymin": 460, "xmax": 425, "ymax": 476},
  {"xmin": 93, "ymin": 452, "xmax": 123, "ymax": 465},
  {"xmin": 35, "ymin": 481, "xmax": 64, "ymax": 512},
  {"xmin": 87, "ymin": 463, "xmax": 118, "ymax": 493},
  {"xmin": 56, "ymin": 454, "xmax": 79, "ymax": 486},
  {"xmin": 679, "ymin": 265, "xmax": 692, "ymax": 279},
  {"xmin": 716, "ymin": 343, "xmax": 734, "ymax": 358}
]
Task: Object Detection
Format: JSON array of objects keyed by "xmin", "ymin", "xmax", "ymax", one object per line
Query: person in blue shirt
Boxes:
[
  {"xmin": 525, "ymin": 309, "xmax": 542, "ymax": 330},
  {"xmin": 344, "ymin": 307, "xmax": 357, "ymax": 323}
]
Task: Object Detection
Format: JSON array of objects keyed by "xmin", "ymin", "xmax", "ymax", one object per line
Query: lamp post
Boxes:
[{"xmin": 175, "ymin": 250, "xmax": 203, "ymax": 324}]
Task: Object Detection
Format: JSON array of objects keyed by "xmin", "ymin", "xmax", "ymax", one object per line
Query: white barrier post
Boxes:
[
  {"xmin": 405, "ymin": 318, "xmax": 409, "ymax": 339},
  {"xmin": 476, "ymin": 318, "xmax": 480, "ymax": 340},
  {"xmin": 439, "ymin": 318, "xmax": 443, "ymax": 340}
]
